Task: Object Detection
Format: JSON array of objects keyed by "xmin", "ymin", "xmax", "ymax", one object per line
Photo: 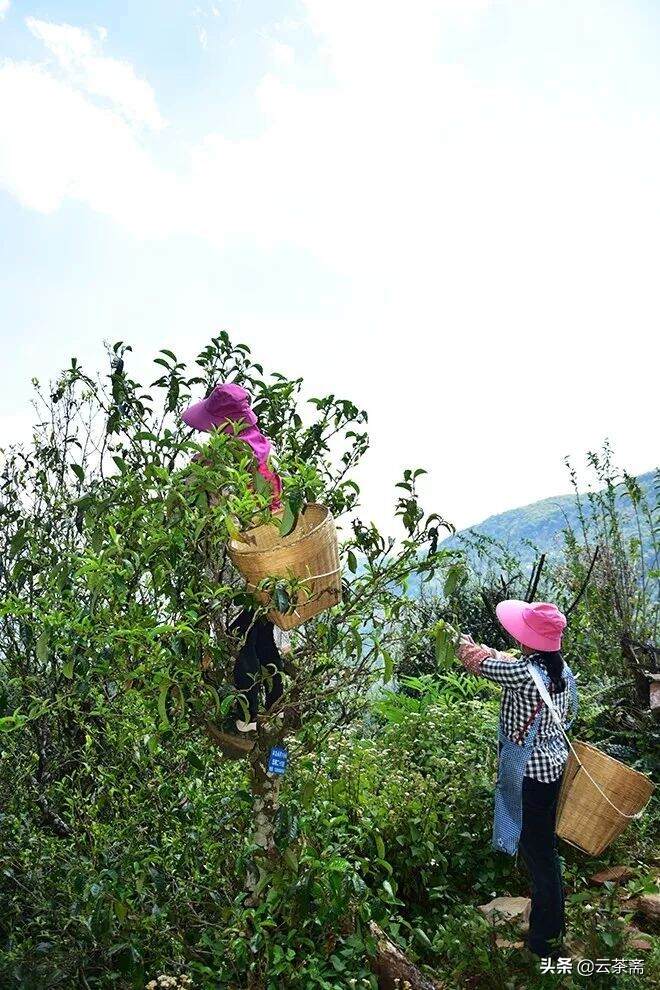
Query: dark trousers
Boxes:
[
  {"xmin": 519, "ymin": 775, "xmax": 565, "ymax": 958},
  {"xmin": 230, "ymin": 611, "xmax": 284, "ymax": 721}
]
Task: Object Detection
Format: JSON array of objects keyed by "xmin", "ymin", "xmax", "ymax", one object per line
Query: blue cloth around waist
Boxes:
[{"xmin": 492, "ymin": 663, "xmax": 577, "ymax": 856}]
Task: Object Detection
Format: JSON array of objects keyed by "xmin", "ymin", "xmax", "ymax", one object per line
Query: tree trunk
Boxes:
[
  {"xmin": 648, "ymin": 675, "xmax": 660, "ymax": 719},
  {"xmin": 242, "ymin": 724, "xmax": 288, "ymax": 990},
  {"xmin": 621, "ymin": 635, "xmax": 654, "ymax": 706},
  {"xmin": 245, "ymin": 722, "xmax": 284, "ymax": 905},
  {"xmin": 368, "ymin": 923, "xmax": 446, "ymax": 990}
]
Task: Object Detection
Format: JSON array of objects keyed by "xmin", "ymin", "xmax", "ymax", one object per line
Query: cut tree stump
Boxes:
[
  {"xmin": 495, "ymin": 937, "xmax": 525, "ymax": 950},
  {"xmin": 648, "ymin": 674, "xmax": 660, "ymax": 719},
  {"xmin": 625, "ymin": 926, "xmax": 654, "ymax": 951},
  {"xmin": 368, "ymin": 923, "xmax": 445, "ymax": 990},
  {"xmin": 477, "ymin": 896, "xmax": 531, "ymax": 931},
  {"xmin": 589, "ymin": 866, "xmax": 635, "ymax": 886},
  {"xmin": 631, "ymin": 894, "xmax": 660, "ymax": 921}
]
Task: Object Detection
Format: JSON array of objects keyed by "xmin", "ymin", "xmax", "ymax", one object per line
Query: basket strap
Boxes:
[
  {"xmin": 302, "ymin": 566, "xmax": 342, "ymax": 582},
  {"xmin": 246, "ymin": 565, "xmax": 341, "ymax": 592},
  {"xmin": 515, "ymin": 700, "xmax": 543, "ymax": 744},
  {"xmin": 527, "ymin": 664, "xmax": 652, "ymax": 821}
]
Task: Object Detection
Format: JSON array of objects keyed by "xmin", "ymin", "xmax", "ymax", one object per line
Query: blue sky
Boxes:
[{"xmin": 0, "ymin": 0, "xmax": 658, "ymax": 529}]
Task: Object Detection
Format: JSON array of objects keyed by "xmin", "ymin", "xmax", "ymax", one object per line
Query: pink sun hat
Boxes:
[
  {"xmin": 182, "ymin": 383, "xmax": 257, "ymax": 434},
  {"xmin": 181, "ymin": 382, "xmax": 273, "ymax": 463},
  {"xmin": 495, "ymin": 600, "xmax": 567, "ymax": 652}
]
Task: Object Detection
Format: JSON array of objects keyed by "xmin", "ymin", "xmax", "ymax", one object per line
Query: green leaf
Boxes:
[
  {"xmin": 10, "ymin": 528, "xmax": 27, "ymax": 555},
  {"xmin": 224, "ymin": 515, "xmax": 240, "ymax": 540},
  {"xmin": 283, "ymin": 848, "xmax": 298, "ymax": 874},
  {"xmin": 382, "ymin": 879, "xmax": 395, "ymax": 899},
  {"xmin": 273, "ymin": 584, "xmax": 291, "ymax": 614},
  {"xmin": 11, "ymin": 558, "xmax": 28, "ymax": 583},
  {"xmin": 414, "ymin": 927, "xmax": 433, "ymax": 950},
  {"xmin": 444, "ymin": 563, "xmax": 463, "ymax": 598},
  {"xmin": 62, "ymin": 659, "xmax": 74, "ymax": 679},
  {"xmin": 0, "ymin": 715, "xmax": 27, "ymax": 733},
  {"xmin": 113, "ymin": 900, "xmax": 128, "ymax": 924},
  {"xmin": 435, "ymin": 623, "xmax": 457, "ymax": 669},
  {"xmin": 253, "ymin": 469, "xmax": 271, "ymax": 495},
  {"xmin": 70, "ymin": 464, "xmax": 85, "ymax": 482},
  {"xmin": 278, "ymin": 501, "xmax": 297, "ymax": 538},
  {"xmin": 382, "ymin": 650, "xmax": 394, "ymax": 683},
  {"xmin": 435, "ymin": 625, "xmax": 447, "ymax": 666},
  {"xmin": 157, "ymin": 682, "xmax": 171, "ymax": 728},
  {"xmin": 220, "ymin": 694, "xmax": 235, "ymax": 717},
  {"xmin": 568, "ymin": 891, "xmax": 592, "ymax": 904},
  {"xmin": 203, "ymin": 683, "xmax": 222, "ymax": 716},
  {"xmin": 36, "ymin": 631, "xmax": 49, "ymax": 662},
  {"xmin": 300, "ymin": 780, "xmax": 315, "ymax": 807},
  {"xmin": 347, "ymin": 550, "xmax": 357, "ymax": 574},
  {"xmin": 188, "ymin": 751, "xmax": 205, "ymax": 771},
  {"xmin": 374, "ymin": 833, "xmax": 385, "ymax": 859}
]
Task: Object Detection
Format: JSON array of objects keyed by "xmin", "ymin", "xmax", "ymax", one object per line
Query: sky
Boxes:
[{"xmin": 0, "ymin": 0, "xmax": 658, "ymax": 532}]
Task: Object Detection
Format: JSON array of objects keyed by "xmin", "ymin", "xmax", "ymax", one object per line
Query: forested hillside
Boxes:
[{"xmin": 444, "ymin": 471, "xmax": 657, "ymax": 568}]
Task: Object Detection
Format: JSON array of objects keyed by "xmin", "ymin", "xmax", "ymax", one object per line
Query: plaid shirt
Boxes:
[{"xmin": 480, "ymin": 651, "xmax": 571, "ymax": 783}]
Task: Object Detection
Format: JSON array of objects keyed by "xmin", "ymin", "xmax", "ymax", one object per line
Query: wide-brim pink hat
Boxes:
[
  {"xmin": 495, "ymin": 599, "xmax": 567, "ymax": 652},
  {"xmin": 182, "ymin": 382, "xmax": 258, "ymax": 434}
]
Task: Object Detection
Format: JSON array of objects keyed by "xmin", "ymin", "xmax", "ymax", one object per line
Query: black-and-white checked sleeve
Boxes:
[{"xmin": 480, "ymin": 653, "xmax": 533, "ymax": 690}]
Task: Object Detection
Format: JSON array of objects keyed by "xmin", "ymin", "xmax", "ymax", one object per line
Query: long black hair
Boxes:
[{"xmin": 534, "ymin": 650, "xmax": 566, "ymax": 693}]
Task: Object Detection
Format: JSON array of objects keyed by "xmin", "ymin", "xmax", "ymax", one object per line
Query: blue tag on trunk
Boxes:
[{"xmin": 268, "ymin": 746, "xmax": 288, "ymax": 775}]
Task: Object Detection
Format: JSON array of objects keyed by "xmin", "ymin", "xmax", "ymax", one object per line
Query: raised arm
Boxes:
[
  {"xmin": 479, "ymin": 653, "xmax": 533, "ymax": 689},
  {"xmin": 457, "ymin": 637, "xmax": 532, "ymax": 689}
]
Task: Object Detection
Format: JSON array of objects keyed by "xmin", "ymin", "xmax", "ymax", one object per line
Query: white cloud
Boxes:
[
  {"xmin": 0, "ymin": 1, "xmax": 658, "ymax": 526},
  {"xmin": 25, "ymin": 18, "xmax": 164, "ymax": 129},
  {"xmin": 266, "ymin": 39, "xmax": 295, "ymax": 68},
  {"xmin": 0, "ymin": 60, "xmax": 179, "ymax": 224},
  {"xmin": 198, "ymin": 27, "xmax": 208, "ymax": 50},
  {"xmin": 3, "ymin": 4, "xmax": 658, "ymax": 318},
  {"xmin": 0, "ymin": 2, "xmax": 10, "ymax": 22}
]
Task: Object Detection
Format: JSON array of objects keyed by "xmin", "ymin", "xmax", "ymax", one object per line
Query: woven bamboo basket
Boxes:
[
  {"xmin": 556, "ymin": 740, "xmax": 655, "ymax": 856},
  {"xmin": 228, "ymin": 503, "xmax": 341, "ymax": 630}
]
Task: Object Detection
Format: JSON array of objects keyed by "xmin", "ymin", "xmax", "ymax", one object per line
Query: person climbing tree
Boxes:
[
  {"xmin": 181, "ymin": 382, "xmax": 288, "ymax": 749},
  {"xmin": 227, "ymin": 609, "xmax": 285, "ymax": 736},
  {"xmin": 457, "ymin": 600, "xmax": 578, "ymax": 960}
]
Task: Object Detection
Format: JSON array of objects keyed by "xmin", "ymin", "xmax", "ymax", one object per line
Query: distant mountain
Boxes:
[{"xmin": 443, "ymin": 471, "xmax": 657, "ymax": 568}]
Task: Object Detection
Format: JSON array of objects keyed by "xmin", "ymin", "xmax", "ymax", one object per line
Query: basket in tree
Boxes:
[
  {"xmin": 228, "ymin": 503, "xmax": 341, "ymax": 630},
  {"xmin": 556, "ymin": 740, "xmax": 655, "ymax": 856}
]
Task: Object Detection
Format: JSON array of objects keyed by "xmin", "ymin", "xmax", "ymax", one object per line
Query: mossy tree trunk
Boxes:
[{"xmin": 245, "ymin": 725, "xmax": 284, "ymax": 905}]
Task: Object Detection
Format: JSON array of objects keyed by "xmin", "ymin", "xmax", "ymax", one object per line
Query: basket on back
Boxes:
[
  {"xmin": 228, "ymin": 503, "xmax": 341, "ymax": 630},
  {"xmin": 556, "ymin": 740, "xmax": 655, "ymax": 856}
]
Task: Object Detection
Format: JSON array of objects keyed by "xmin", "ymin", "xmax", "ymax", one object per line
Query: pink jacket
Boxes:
[{"xmin": 182, "ymin": 383, "xmax": 282, "ymax": 511}]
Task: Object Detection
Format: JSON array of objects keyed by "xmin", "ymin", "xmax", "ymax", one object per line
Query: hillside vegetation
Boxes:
[
  {"xmin": 444, "ymin": 471, "xmax": 657, "ymax": 569},
  {"xmin": 0, "ymin": 338, "xmax": 658, "ymax": 990}
]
